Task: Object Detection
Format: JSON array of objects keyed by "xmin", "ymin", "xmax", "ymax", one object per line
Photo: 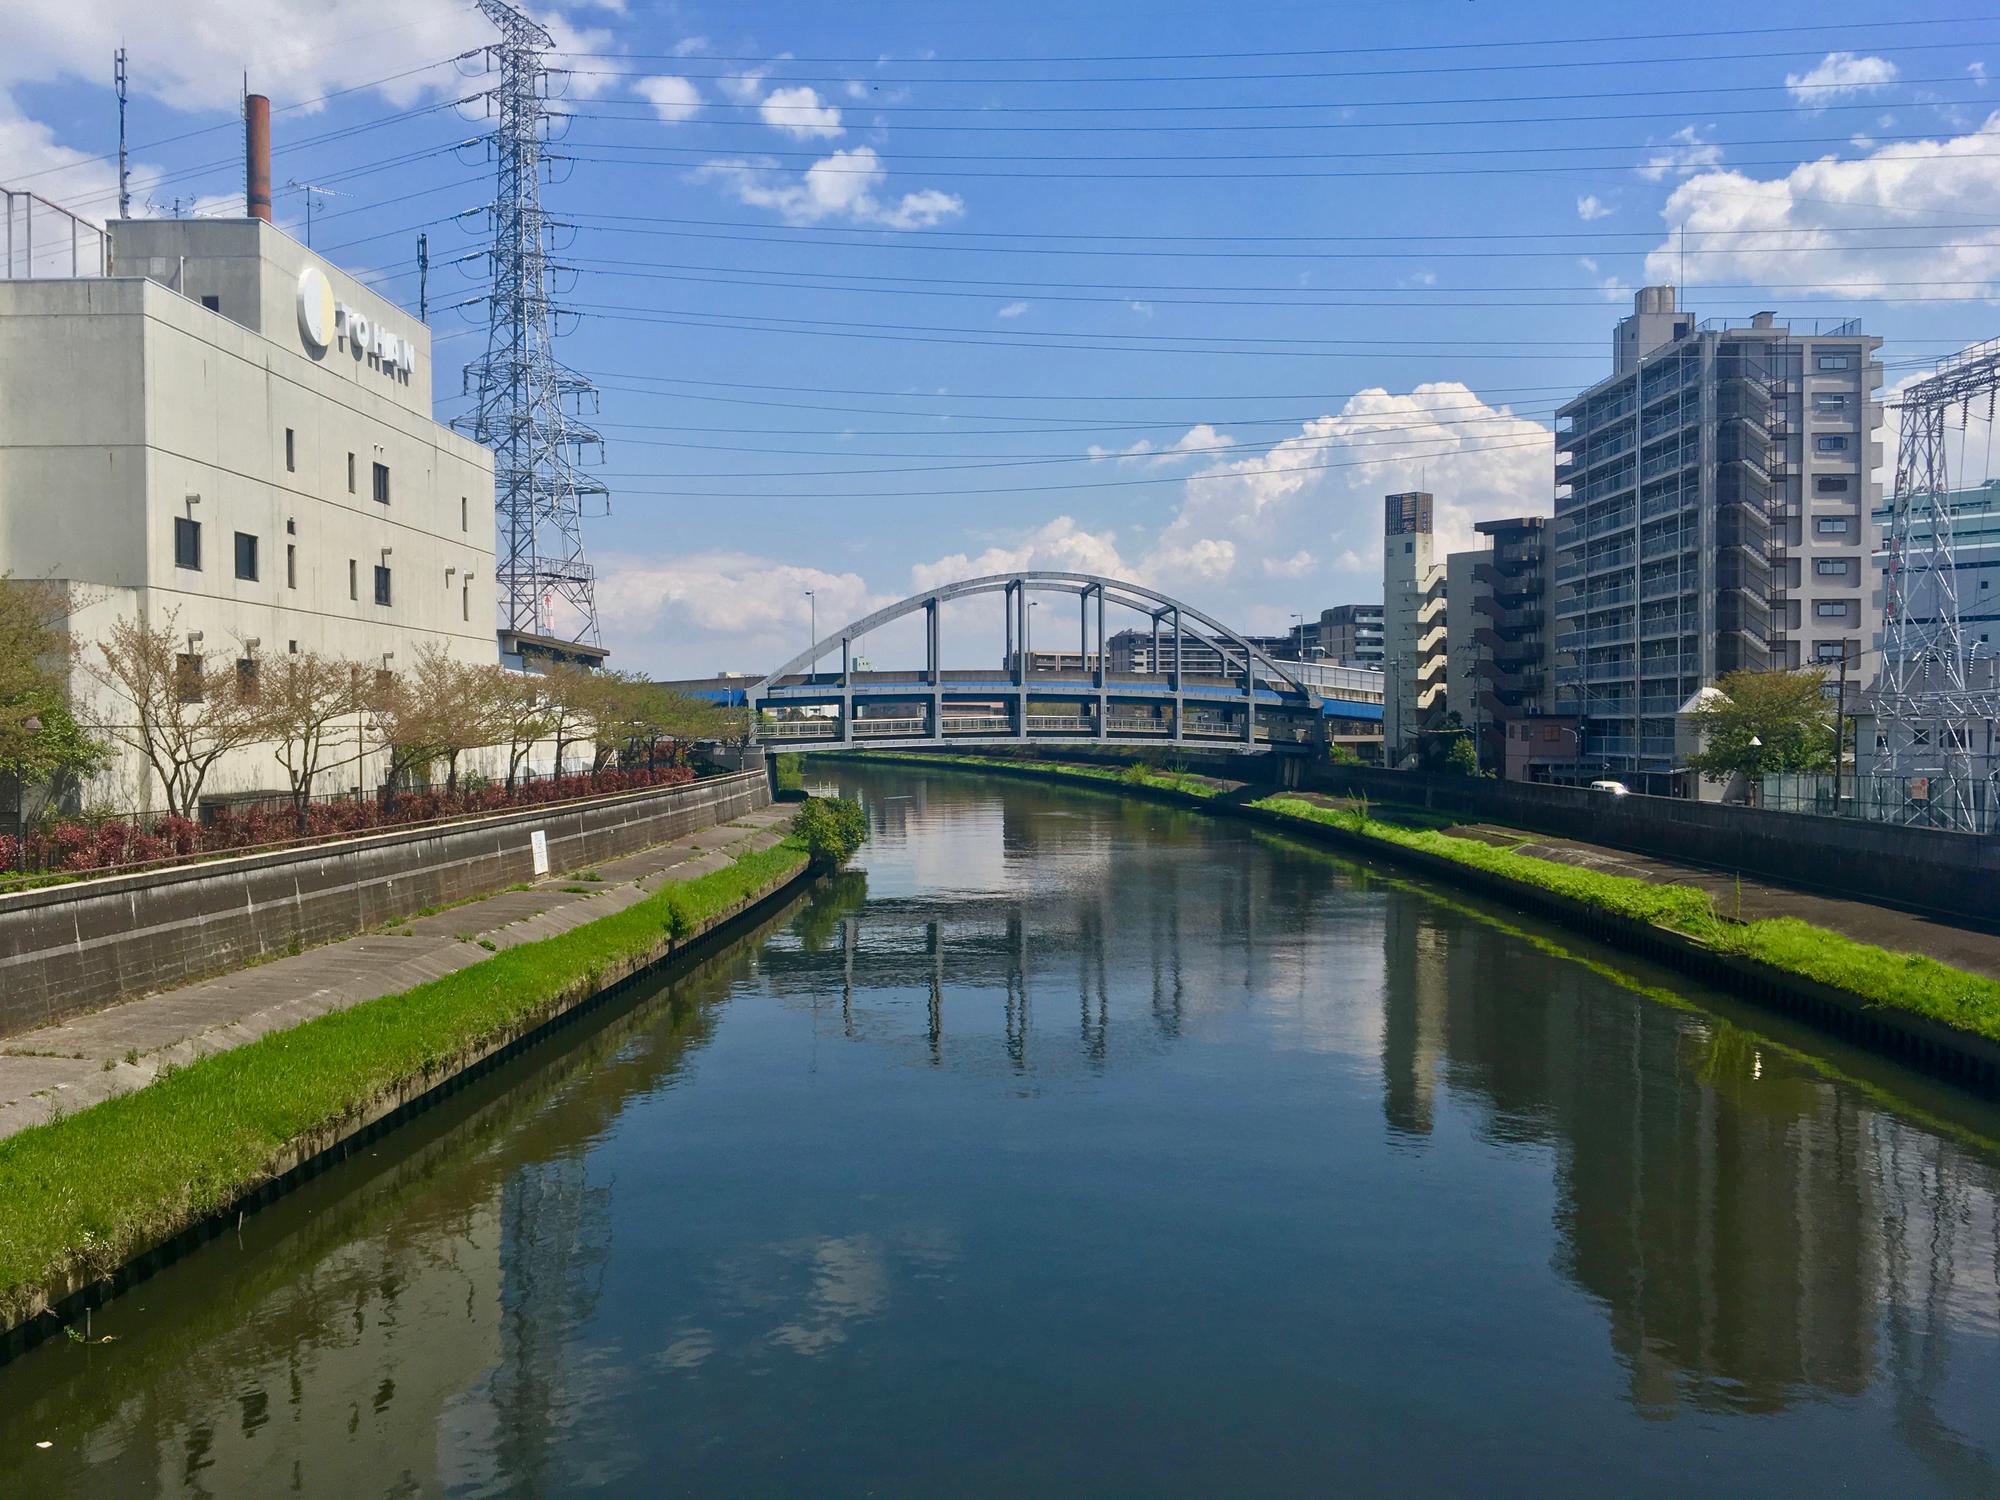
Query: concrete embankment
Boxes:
[
  {"xmin": 0, "ymin": 770, "xmax": 773, "ymax": 1034},
  {"xmin": 0, "ymin": 803, "xmax": 817, "ymax": 1363},
  {"xmin": 850, "ymin": 754, "xmax": 2000, "ymax": 1098}
]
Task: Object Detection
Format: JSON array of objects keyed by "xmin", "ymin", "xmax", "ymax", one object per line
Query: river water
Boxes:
[{"xmin": 2, "ymin": 764, "xmax": 1998, "ymax": 1497}]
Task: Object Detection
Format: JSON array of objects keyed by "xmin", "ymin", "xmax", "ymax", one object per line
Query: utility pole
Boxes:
[
  {"xmin": 114, "ymin": 49, "xmax": 130, "ymax": 218},
  {"xmin": 459, "ymin": 0, "xmax": 607, "ymax": 654},
  {"xmin": 1831, "ymin": 645, "xmax": 1851, "ymax": 816},
  {"xmin": 417, "ymin": 232, "xmax": 429, "ymax": 322}
]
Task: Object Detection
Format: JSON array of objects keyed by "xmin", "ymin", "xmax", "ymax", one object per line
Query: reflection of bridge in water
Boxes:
[{"xmin": 749, "ymin": 571, "xmax": 1368, "ymax": 757}]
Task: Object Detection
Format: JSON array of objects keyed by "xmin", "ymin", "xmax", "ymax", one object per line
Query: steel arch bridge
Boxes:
[{"xmin": 748, "ymin": 571, "xmax": 1330, "ymax": 757}]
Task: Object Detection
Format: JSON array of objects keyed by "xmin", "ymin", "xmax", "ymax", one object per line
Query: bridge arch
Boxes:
[{"xmin": 748, "ymin": 570, "xmax": 1327, "ymax": 757}]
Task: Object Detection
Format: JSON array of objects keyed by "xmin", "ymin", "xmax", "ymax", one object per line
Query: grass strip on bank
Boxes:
[
  {"xmin": 0, "ymin": 836, "xmax": 812, "ymax": 1327},
  {"xmin": 1253, "ymin": 795, "xmax": 2000, "ymax": 1045}
]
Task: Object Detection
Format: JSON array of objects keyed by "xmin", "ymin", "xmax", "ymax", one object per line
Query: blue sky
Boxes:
[{"xmin": 6, "ymin": 1, "xmax": 2000, "ymax": 675}]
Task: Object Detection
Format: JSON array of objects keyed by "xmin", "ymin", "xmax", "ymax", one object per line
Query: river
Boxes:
[{"xmin": 2, "ymin": 763, "xmax": 1998, "ymax": 1497}]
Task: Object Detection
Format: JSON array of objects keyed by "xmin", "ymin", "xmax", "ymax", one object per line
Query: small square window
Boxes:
[
  {"xmin": 1815, "ymin": 475, "xmax": 1850, "ymax": 494},
  {"xmin": 1814, "ymin": 558, "xmax": 1850, "ymax": 577},
  {"xmin": 173, "ymin": 516, "xmax": 202, "ymax": 570},
  {"xmin": 1815, "ymin": 601, "xmax": 1849, "ymax": 618},
  {"xmin": 1813, "ymin": 392, "xmax": 1848, "ymax": 412},
  {"xmin": 284, "ymin": 428, "xmax": 296, "ymax": 472},
  {"xmin": 200, "ymin": 294, "xmax": 220, "ymax": 313},
  {"xmin": 1814, "ymin": 434, "xmax": 1849, "ymax": 454},
  {"xmin": 1815, "ymin": 517, "xmax": 1851, "ymax": 536},
  {"xmin": 374, "ymin": 565, "xmax": 393, "ymax": 607},
  {"xmin": 372, "ymin": 462, "xmax": 390, "ymax": 505},
  {"xmin": 234, "ymin": 531, "xmax": 258, "ymax": 582},
  {"xmin": 175, "ymin": 653, "xmax": 204, "ymax": 704},
  {"xmin": 1817, "ymin": 354, "xmax": 1852, "ymax": 371}
]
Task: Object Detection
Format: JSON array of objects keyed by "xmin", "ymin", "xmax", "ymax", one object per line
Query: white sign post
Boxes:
[{"xmin": 529, "ymin": 829, "xmax": 549, "ymax": 877}]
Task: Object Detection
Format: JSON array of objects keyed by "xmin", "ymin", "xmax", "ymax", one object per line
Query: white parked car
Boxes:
[{"xmin": 1588, "ymin": 779, "xmax": 1631, "ymax": 796}]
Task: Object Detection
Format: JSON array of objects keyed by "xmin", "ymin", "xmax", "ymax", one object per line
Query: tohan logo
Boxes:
[{"xmin": 296, "ymin": 265, "xmax": 335, "ymax": 350}]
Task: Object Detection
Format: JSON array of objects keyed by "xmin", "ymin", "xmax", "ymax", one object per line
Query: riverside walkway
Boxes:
[{"xmin": 0, "ymin": 803, "xmax": 796, "ymax": 1142}]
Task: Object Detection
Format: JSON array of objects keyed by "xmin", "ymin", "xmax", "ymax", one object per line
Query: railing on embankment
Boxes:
[
  {"xmin": 0, "ymin": 771, "xmax": 772, "ymax": 1034},
  {"xmin": 1310, "ymin": 765, "xmax": 2000, "ymax": 928}
]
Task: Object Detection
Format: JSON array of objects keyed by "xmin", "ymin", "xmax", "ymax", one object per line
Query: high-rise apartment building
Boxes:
[
  {"xmin": 1444, "ymin": 517, "xmax": 1554, "ymax": 772},
  {"xmin": 1320, "ymin": 602, "xmax": 1385, "ymax": 667},
  {"xmin": 1382, "ymin": 491, "xmax": 1448, "ymax": 761},
  {"xmin": 1552, "ymin": 288, "xmax": 1881, "ymax": 788}
]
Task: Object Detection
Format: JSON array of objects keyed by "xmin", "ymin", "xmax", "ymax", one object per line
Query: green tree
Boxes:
[
  {"xmin": 1439, "ymin": 733, "xmax": 1479, "ymax": 776},
  {"xmin": 1684, "ymin": 668, "xmax": 1835, "ymax": 782},
  {"xmin": 0, "ymin": 581, "xmax": 105, "ymax": 813}
]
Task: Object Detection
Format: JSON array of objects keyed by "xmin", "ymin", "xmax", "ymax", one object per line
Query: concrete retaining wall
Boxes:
[
  {"xmin": 0, "ymin": 771, "xmax": 771, "ymax": 1034},
  {"xmin": 1314, "ymin": 766, "xmax": 2000, "ymax": 925}
]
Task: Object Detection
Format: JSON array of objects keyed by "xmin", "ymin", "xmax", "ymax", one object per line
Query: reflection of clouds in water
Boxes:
[
  {"xmin": 769, "ymin": 1235, "xmax": 890, "ymax": 1356},
  {"xmin": 663, "ymin": 1228, "xmax": 960, "ymax": 1372}
]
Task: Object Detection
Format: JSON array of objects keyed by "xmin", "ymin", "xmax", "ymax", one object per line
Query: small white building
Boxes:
[{"xmin": 0, "ymin": 216, "xmax": 499, "ymax": 813}]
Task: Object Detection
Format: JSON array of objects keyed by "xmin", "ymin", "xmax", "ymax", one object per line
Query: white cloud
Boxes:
[
  {"xmin": 1644, "ymin": 113, "xmax": 2000, "ymax": 294},
  {"xmin": 996, "ymin": 300, "xmax": 1030, "ymax": 319},
  {"xmin": 1086, "ymin": 423, "xmax": 1236, "ymax": 467},
  {"xmin": 1576, "ymin": 193, "xmax": 1613, "ymax": 221},
  {"xmin": 910, "ymin": 517, "xmax": 1126, "ymax": 592},
  {"xmin": 636, "ymin": 75, "xmax": 701, "ymax": 124},
  {"xmin": 699, "ymin": 147, "xmax": 964, "ymax": 229},
  {"xmin": 1972, "ymin": 62, "xmax": 1990, "ymax": 86},
  {"xmin": 594, "ymin": 550, "xmax": 885, "ymax": 674},
  {"xmin": 1137, "ymin": 384, "xmax": 1554, "ymax": 596},
  {"xmin": 1127, "ymin": 300, "xmax": 1155, "ymax": 318},
  {"xmin": 760, "ymin": 84, "xmax": 843, "ymax": 140},
  {"xmin": 1786, "ymin": 51, "xmax": 1900, "ymax": 109},
  {"xmin": 673, "ymin": 36, "xmax": 709, "ymax": 57},
  {"xmin": 1636, "ymin": 125, "xmax": 1724, "ymax": 182}
]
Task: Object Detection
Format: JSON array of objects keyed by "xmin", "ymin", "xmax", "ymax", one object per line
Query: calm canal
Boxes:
[{"xmin": 3, "ymin": 763, "xmax": 1998, "ymax": 1497}]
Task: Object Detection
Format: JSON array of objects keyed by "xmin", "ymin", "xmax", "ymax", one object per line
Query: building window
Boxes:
[
  {"xmin": 1813, "ymin": 392, "xmax": 1848, "ymax": 412},
  {"xmin": 284, "ymin": 428, "xmax": 296, "ymax": 472},
  {"xmin": 347, "ymin": 453, "xmax": 356, "ymax": 493},
  {"xmin": 1814, "ymin": 517, "xmax": 1852, "ymax": 536},
  {"xmin": 235, "ymin": 657, "xmax": 260, "ymax": 701},
  {"xmin": 175, "ymin": 653, "xmax": 204, "ymax": 704},
  {"xmin": 286, "ymin": 543, "xmax": 297, "ymax": 590},
  {"xmin": 462, "ymin": 580, "xmax": 471, "ymax": 622},
  {"xmin": 1815, "ymin": 475, "xmax": 1850, "ymax": 494},
  {"xmin": 173, "ymin": 516, "xmax": 202, "ymax": 571},
  {"xmin": 1814, "ymin": 558, "xmax": 1851, "ymax": 577},
  {"xmin": 374, "ymin": 565, "xmax": 393, "ymax": 607},
  {"xmin": 372, "ymin": 462, "xmax": 390, "ymax": 505},
  {"xmin": 1814, "ymin": 434, "xmax": 1849, "ymax": 453},
  {"xmin": 1815, "ymin": 642, "xmax": 1851, "ymax": 663},
  {"xmin": 200, "ymin": 294, "xmax": 220, "ymax": 312},
  {"xmin": 1816, "ymin": 354, "xmax": 1852, "ymax": 371},
  {"xmin": 1815, "ymin": 601, "xmax": 1850, "ymax": 619},
  {"xmin": 234, "ymin": 531, "xmax": 258, "ymax": 582},
  {"xmin": 348, "ymin": 559, "xmax": 359, "ymax": 601},
  {"xmin": 460, "ymin": 496, "xmax": 468, "ymax": 533}
]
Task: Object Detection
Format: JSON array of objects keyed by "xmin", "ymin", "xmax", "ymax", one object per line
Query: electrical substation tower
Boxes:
[
  {"xmin": 457, "ymin": 0, "xmax": 606, "ymax": 654},
  {"xmin": 1869, "ymin": 338, "xmax": 2000, "ymax": 832}
]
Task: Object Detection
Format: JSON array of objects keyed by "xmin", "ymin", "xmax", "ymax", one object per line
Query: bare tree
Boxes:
[
  {"xmin": 540, "ymin": 661, "xmax": 608, "ymax": 778},
  {"xmin": 257, "ymin": 650, "xmax": 360, "ymax": 825},
  {"xmin": 486, "ymin": 668, "xmax": 558, "ymax": 788},
  {"xmin": 361, "ymin": 667, "xmax": 444, "ymax": 795},
  {"xmin": 407, "ymin": 644, "xmax": 505, "ymax": 794},
  {"xmin": 86, "ymin": 611, "xmax": 263, "ymax": 820}
]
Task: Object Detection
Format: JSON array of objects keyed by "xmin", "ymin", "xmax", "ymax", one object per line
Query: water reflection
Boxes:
[{"xmin": 0, "ymin": 765, "xmax": 1996, "ymax": 1497}]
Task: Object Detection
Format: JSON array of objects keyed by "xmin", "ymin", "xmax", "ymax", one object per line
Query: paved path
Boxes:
[
  {"xmin": 0, "ymin": 803, "xmax": 796, "ymax": 1142},
  {"xmin": 1283, "ymin": 789, "xmax": 2000, "ymax": 983}
]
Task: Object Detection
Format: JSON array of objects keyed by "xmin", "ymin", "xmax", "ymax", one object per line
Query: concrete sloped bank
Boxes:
[
  {"xmin": 0, "ymin": 837, "xmax": 817, "ymax": 1364},
  {"xmin": 847, "ymin": 754, "xmax": 2000, "ymax": 1098}
]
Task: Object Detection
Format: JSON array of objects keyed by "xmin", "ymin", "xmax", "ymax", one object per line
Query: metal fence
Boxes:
[
  {"xmin": 1761, "ymin": 773, "xmax": 2000, "ymax": 834},
  {"xmin": 2, "ymin": 189, "xmax": 109, "ymax": 280}
]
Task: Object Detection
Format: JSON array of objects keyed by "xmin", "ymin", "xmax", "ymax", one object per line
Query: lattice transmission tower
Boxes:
[
  {"xmin": 458, "ymin": 0, "xmax": 606, "ymax": 653},
  {"xmin": 1870, "ymin": 338, "xmax": 2000, "ymax": 831}
]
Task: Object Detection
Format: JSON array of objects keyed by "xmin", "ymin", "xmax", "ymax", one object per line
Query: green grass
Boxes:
[
  {"xmin": 1252, "ymin": 795, "xmax": 2000, "ymax": 1044},
  {"xmin": 0, "ymin": 837, "xmax": 810, "ymax": 1326}
]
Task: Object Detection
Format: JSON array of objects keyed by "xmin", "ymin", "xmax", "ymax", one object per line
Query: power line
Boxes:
[
  {"xmin": 554, "ymin": 15, "xmax": 2000, "ymax": 65},
  {"xmin": 557, "ymin": 36, "xmax": 1999, "ymax": 88}
]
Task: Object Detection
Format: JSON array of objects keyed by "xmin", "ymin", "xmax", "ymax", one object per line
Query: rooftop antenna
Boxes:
[
  {"xmin": 114, "ymin": 48, "xmax": 130, "ymax": 218},
  {"xmin": 286, "ymin": 179, "xmax": 342, "ymax": 247},
  {"xmin": 417, "ymin": 231, "xmax": 429, "ymax": 321}
]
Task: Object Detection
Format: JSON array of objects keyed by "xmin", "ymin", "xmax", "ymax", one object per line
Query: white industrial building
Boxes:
[
  {"xmin": 1382, "ymin": 490, "xmax": 1448, "ymax": 762},
  {"xmin": 0, "ymin": 213, "xmax": 500, "ymax": 813}
]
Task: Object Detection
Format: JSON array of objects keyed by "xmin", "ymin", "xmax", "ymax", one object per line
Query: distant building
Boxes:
[
  {"xmin": 1553, "ymin": 286, "xmax": 1882, "ymax": 791},
  {"xmin": 1319, "ymin": 602, "xmax": 1385, "ymax": 667},
  {"xmin": 1382, "ymin": 491, "xmax": 1448, "ymax": 762},
  {"xmin": 1871, "ymin": 478, "xmax": 2000, "ymax": 655},
  {"xmin": 1446, "ymin": 516, "xmax": 1555, "ymax": 774}
]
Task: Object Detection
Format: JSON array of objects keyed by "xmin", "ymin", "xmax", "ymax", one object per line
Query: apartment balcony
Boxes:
[
  {"xmin": 1639, "ymin": 694, "xmax": 1686, "ymax": 715},
  {"xmin": 1639, "ymin": 610, "xmax": 1698, "ymax": 639},
  {"xmin": 1556, "ymin": 624, "xmax": 1632, "ymax": 653},
  {"xmin": 1590, "ymin": 736, "xmax": 1639, "ymax": 757},
  {"xmin": 1639, "ymin": 736, "xmax": 1678, "ymax": 759},
  {"xmin": 1585, "ymin": 660, "xmax": 1635, "ymax": 683},
  {"xmin": 1639, "ymin": 487, "xmax": 1693, "ymax": 521},
  {"xmin": 1639, "ymin": 571, "xmax": 1694, "ymax": 601},
  {"xmin": 1585, "ymin": 549, "xmax": 1636, "ymax": 575},
  {"xmin": 1640, "ymin": 448, "xmax": 1697, "ymax": 482}
]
